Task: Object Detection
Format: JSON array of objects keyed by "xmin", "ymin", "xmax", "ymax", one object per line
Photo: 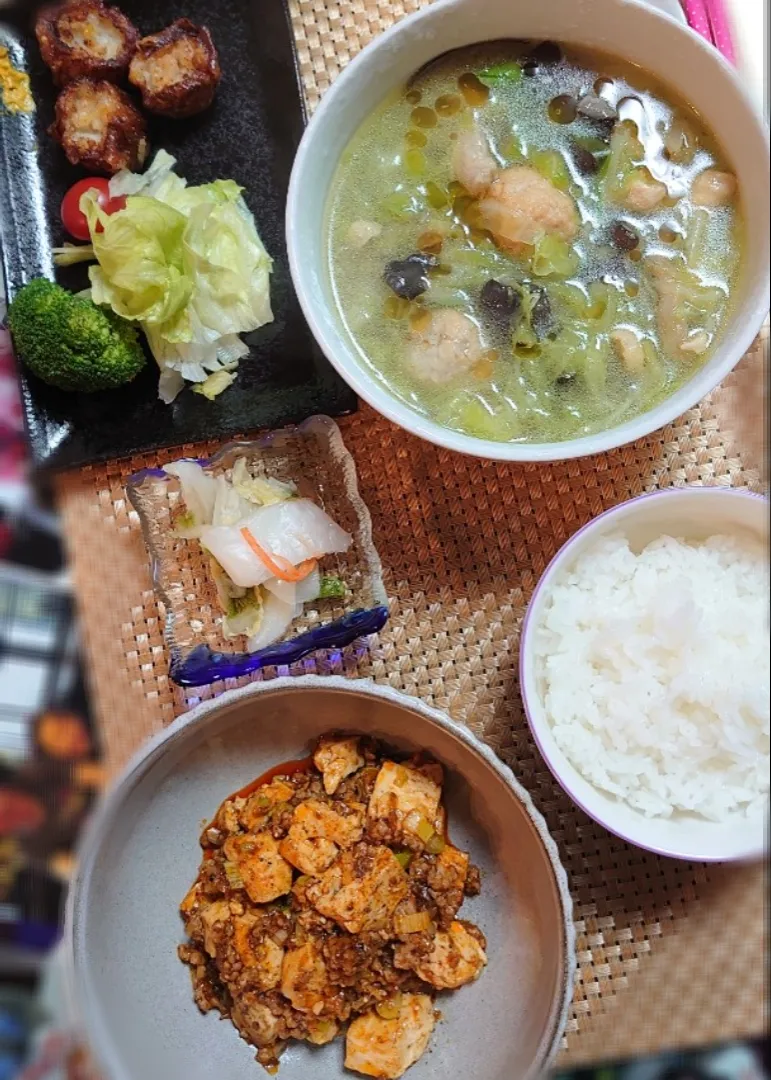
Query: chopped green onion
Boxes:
[
  {"xmin": 224, "ymin": 861, "xmax": 244, "ymax": 888},
  {"xmin": 318, "ymin": 575, "xmax": 346, "ymax": 600},
  {"xmin": 478, "ymin": 61, "xmax": 523, "ymax": 86},
  {"xmin": 414, "ymin": 816, "xmax": 435, "ymax": 843},
  {"xmin": 426, "ymin": 833, "xmax": 446, "ymax": 856}
]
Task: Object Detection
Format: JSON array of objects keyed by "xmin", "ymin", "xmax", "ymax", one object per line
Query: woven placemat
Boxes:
[
  {"xmin": 53, "ymin": 0, "xmax": 768, "ymax": 1065},
  {"xmin": 55, "ymin": 337, "xmax": 768, "ymax": 1067}
]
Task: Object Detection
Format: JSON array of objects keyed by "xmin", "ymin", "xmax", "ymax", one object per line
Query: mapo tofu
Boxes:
[{"xmin": 178, "ymin": 735, "xmax": 486, "ymax": 1078}]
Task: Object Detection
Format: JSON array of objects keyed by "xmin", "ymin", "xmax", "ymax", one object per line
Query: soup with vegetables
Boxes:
[{"xmin": 326, "ymin": 41, "xmax": 741, "ymax": 443}]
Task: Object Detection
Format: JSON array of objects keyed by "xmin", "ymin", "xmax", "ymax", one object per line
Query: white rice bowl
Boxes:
[{"xmin": 533, "ymin": 530, "xmax": 770, "ymax": 824}]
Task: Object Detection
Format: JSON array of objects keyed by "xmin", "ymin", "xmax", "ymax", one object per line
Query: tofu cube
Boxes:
[
  {"xmin": 306, "ymin": 844, "xmax": 409, "ymax": 934},
  {"xmin": 223, "ymin": 832, "xmax": 293, "ymax": 904},
  {"xmin": 368, "ymin": 761, "xmax": 443, "ymax": 840},
  {"xmin": 239, "ymin": 779, "xmax": 294, "ymax": 831},
  {"xmin": 280, "ymin": 941, "xmax": 328, "ymax": 1013},
  {"xmin": 279, "ymin": 831, "xmax": 338, "ymax": 877},
  {"xmin": 199, "ymin": 899, "xmax": 231, "ymax": 959},
  {"xmin": 231, "ymin": 993, "xmax": 281, "ymax": 1048},
  {"xmin": 345, "ymin": 994, "xmax": 436, "ymax": 1079},
  {"xmin": 279, "ymin": 799, "xmax": 364, "ymax": 876},
  {"xmin": 314, "ymin": 736, "xmax": 366, "ymax": 795},
  {"xmin": 395, "ymin": 920, "xmax": 487, "ymax": 990}
]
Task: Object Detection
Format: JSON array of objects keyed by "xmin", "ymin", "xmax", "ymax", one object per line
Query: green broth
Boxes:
[{"xmin": 326, "ymin": 42, "xmax": 742, "ymax": 443}]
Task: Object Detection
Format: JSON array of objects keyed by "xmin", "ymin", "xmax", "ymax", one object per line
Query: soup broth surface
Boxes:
[{"xmin": 326, "ymin": 41, "xmax": 741, "ymax": 443}]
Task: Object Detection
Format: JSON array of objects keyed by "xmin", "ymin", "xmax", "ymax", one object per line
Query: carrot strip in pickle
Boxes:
[{"xmin": 240, "ymin": 527, "xmax": 317, "ymax": 583}]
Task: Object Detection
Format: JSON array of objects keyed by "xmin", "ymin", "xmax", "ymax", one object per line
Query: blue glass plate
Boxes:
[{"xmin": 126, "ymin": 416, "xmax": 388, "ymax": 687}]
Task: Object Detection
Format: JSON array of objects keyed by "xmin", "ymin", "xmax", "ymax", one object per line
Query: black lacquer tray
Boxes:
[{"xmin": 0, "ymin": 0, "xmax": 356, "ymax": 470}]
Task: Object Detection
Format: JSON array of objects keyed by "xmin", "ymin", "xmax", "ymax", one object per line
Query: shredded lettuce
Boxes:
[
  {"xmin": 84, "ymin": 194, "xmax": 192, "ymax": 331},
  {"xmin": 647, "ymin": 254, "xmax": 724, "ymax": 358},
  {"xmin": 77, "ymin": 150, "xmax": 273, "ymax": 403},
  {"xmin": 52, "ymin": 242, "xmax": 97, "ymax": 266},
  {"xmin": 109, "ymin": 148, "xmax": 180, "ymax": 199},
  {"xmin": 182, "ymin": 192, "xmax": 273, "ymax": 339},
  {"xmin": 192, "ymin": 369, "xmax": 238, "ymax": 400},
  {"xmin": 685, "ymin": 207, "xmax": 712, "ymax": 271},
  {"xmin": 530, "ymin": 149, "xmax": 572, "ymax": 193}
]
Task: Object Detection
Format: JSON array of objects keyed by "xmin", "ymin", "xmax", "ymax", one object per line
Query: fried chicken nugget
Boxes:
[
  {"xmin": 50, "ymin": 77, "xmax": 148, "ymax": 175},
  {"xmin": 128, "ymin": 18, "xmax": 221, "ymax": 119},
  {"xmin": 35, "ymin": 0, "xmax": 138, "ymax": 87}
]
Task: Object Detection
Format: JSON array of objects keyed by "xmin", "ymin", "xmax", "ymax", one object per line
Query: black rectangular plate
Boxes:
[{"xmin": 0, "ymin": 0, "xmax": 356, "ymax": 471}]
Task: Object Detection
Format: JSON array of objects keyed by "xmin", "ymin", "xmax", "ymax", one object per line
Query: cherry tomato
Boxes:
[{"xmin": 60, "ymin": 177, "xmax": 127, "ymax": 242}]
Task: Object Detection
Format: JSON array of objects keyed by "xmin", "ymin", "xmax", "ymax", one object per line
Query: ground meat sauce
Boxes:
[{"xmin": 178, "ymin": 735, "xmax": 487, "ymax": 1074}]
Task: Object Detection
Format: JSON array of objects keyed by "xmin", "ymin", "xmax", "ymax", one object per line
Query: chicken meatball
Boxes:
[
  {"xmin": 128, "ymin": 19, "xmax": 221, "ymax": 118},
  {"xmin": 50, "ymin": 78, "xmax": 148, "ymax": 175},
  {"xmin": 621, "ymin": 170, "xmax": 667, "ymax": 213},
  {"xmin": 406, "ymin": 309, "xmax": 484, "ymax": 384},
  {"xmin": 691, "ymin": 168, "xmax": 737, "ymax": 208},
  {"xmin": 453, "ymin": 126, "xmax": 579, "ymax": 255},
  {"xmin": 35, "ymin": 0, "xmax": 138, "ymax": 87}
]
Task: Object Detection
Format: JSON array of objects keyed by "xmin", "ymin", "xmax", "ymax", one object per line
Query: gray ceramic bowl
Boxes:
[{"xmin": 67, "ymin": 676, "xmax": 574, "ymax": 1080}]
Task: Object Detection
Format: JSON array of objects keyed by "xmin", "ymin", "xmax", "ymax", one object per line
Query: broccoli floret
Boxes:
[{"xmin": 7, "ymin": 277, "xmax": 146, "ymax": 393}]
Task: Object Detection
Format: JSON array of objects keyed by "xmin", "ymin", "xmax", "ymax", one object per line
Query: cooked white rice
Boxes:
[{"xmin": 534, "ymin": 531, "xmax": 770, "ymax": 821}]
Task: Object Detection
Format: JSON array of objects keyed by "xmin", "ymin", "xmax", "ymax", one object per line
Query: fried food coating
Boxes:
[
  {"xmin": 128, "ymin": 18, "xmax": 221, "ymax": 118},
  {"xmin": 36, "ymin": 0, "xmax": 138, "ymax": 87},
  {"xmin": 50, "ymin": 77, "xmax": 148, "ymax": 175}
]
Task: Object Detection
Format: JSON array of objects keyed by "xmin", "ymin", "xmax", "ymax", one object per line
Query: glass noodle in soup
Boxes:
[{"xmin": 325, "ymin": 41, "xmax": 742, "ymax": 444}]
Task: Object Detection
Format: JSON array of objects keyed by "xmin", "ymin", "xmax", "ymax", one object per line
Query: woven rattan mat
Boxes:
[
  {"xmin": 55, "ymin": 351, "xmax": 768, "ymax": 1068},
  {"xmin": 53, "ymin": 0, "xmax": 768, "ymax": 1065}
]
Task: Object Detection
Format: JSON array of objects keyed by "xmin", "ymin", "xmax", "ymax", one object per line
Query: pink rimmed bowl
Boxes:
[{"xmin": 519, "ymin": 487, "xmax": 768, "ymax": 861}]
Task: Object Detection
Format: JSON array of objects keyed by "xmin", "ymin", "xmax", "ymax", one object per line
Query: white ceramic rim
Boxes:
[
  {"xmin": 518, "ymin": 487, "xmax": 769, "ymax": 861},
  {"xmin": 64, "ymin": 674, "xmax": 576, "ymax": 1080},
  {"xmin": 287, "ymin": 0, "xmax": 771, "ymax": 463}
]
